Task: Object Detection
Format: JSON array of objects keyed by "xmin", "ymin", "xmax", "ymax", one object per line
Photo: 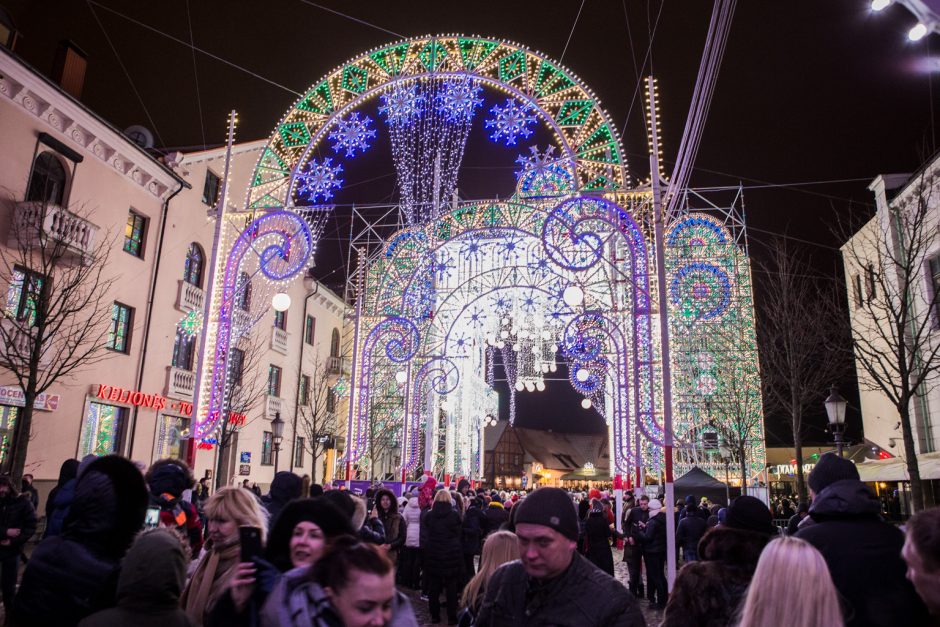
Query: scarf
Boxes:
[{"xmin": 181, "ymin": 537, "xmax": 240, "ymax": 626}]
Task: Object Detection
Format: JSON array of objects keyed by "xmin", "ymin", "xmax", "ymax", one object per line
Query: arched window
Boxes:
[
  {"xmin": 183, "ymin": 243, "xmax": 204, "ymax": 287},
  {"xmin": 171, "ymin": 327, "xmax": 196, "ymax": 371},
  {"xmin": 26, "ymin": 152, "xmax": 67, "ymax": 206},
  {"xmin": 330, "ymin": 328, "xmax": 340, "ymax": 358},
  {"xmin": 236, "ymin": 272, "xmax": 252, "ymax": 311}
]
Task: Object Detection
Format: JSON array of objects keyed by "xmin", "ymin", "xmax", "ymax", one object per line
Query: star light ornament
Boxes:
[
  {"xmin": 515, "ymin": 146, "xmax": 575, "ymax": 196},
  {"xmin": 485, "ymin": 98, "xmax": 537, "ymax": 146},
  {"xmin": 436, "ymin": 77, "xmax": 483, "ymax": 121},
  {"xmin": 297, "ymin": 157, "xmax": 343, "ymax": 203},
  {"xmin": 329, "ymin": 112, "xmax": 376, "ymax": 158},
  {"xmin": 379, "ymin": 83, "xmax": 424, "ymax": 127}
]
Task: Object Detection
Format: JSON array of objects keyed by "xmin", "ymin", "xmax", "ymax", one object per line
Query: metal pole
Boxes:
[
  {"xmin": 648, "ymin": 76, "xmax": 677, "ymax": 591},
  {"xmin": 724, "ymin": 460, "xmax": 731, "ymax": 505},
  {"xmin": 835, "ymin": 430, "xmax": 844, "ymax": 458}
]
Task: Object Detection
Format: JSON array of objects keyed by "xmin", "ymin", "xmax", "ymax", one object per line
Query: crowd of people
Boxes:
[{"xmin": 0, "ymin": 451, "xmax": 934, "ymax": 626}]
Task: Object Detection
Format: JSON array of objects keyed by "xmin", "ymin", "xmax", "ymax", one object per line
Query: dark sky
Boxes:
[{"xmin": 6, "ymin": 0, "xmax": 939, "ymax": 444}]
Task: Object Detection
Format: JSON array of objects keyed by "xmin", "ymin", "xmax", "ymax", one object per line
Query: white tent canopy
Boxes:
[{"xmin": 855, "ymin": 452, "xmax": 940, "ymax": 482}]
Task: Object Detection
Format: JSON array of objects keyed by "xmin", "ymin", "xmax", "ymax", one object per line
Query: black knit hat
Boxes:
[
  {"xmin": 725, "ymin": 495, "xmax": 776, "ymax": 536},
  {"xmin": 514, "ymin": 487, "xmax": 579, "ymax": 541},
  {"xmin": 808, "ymin": 452, "xmax": 859, "ymax": 493},
  {"xmin": 265, "ymin": 498, "xmax": 354, "ymax": 572}
]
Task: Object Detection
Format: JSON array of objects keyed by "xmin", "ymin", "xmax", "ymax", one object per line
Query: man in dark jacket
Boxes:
[
  {"xmin": 785, "ymin": 501, "xmax": 808, "ymax": 535},
  {"xmin": 261, "ymin": 471, "xmax": 303, "ymax": 527},
  {"xmin": 483, "ymin": 494, "xmax": 509, "ymax": 536},
  {"xmin": 623, "ymin": 493, "xmax": 649, "ymax": 599},
  {"xmin": 476, "ymin": 487, "xmax": 646, "ymax": 627},
  {"xmin": 44, "ymin": 459, "xmax": 79, "ymax": 539},
  {"xmin": 144, "ymin": 458, "xmax": 203, "ymax": 558},
  {"xmin": 796, "ymin": 453, "xmax": 930, "ymax": 627},
  {"xmin": 461, "ymin": 496, "xmax": 487, "ymax": 579},
  {"xmin": 676, "ymin": 503, "xmax": 708, "ymax": 562},
  {"xmin": 639, "ymin": 499, "xmax": 667, "ymax": 609},
  {"xmin": 0, "ymin": 475, "xmax": 36, "ymax": 613}
]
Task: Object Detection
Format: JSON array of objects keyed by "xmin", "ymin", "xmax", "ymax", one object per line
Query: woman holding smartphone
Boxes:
[{"xmin": 181, "ymin": 487, "xmax": 268, "ymax": 626}]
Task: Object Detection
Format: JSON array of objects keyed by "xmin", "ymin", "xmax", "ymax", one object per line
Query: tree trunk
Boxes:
[
  {"xmin": 10, "ymin": 396, "xmax": 35, "ymax": 487},
  {"xmin": 898, "ymin": 404, "xmax": 925, "ymax": 512},
  {"xmin": 793, "ymin": 406, "xmax": 807, "ymax": 503},
  {"xmin": 311, "ymin": 449, "xmax": 320, "ymax": 484},
  {"xmin": 739, "ymin": 447, "xmax": 748, "ymax": 496}
]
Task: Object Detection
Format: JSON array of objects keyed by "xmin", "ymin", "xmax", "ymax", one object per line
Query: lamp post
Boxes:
[
  {"xmin": 718, "ymin": 444, "xmax": 732, "ymax": 505},
  {"xmin": 272, "ymin": 411, "xmax": 285, "ymax": 473},
  {"xmin": 824, "ymin": 385, "xmax": 848, "ymax": 457},
  {"xmin": 290, "ymin": 270, "xmax": 319, "ymax": 477}
]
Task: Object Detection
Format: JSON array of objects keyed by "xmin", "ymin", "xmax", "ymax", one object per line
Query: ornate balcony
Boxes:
[
  {"xmin": 11, "ymin": 201, "xmax": 99, "ymax": 264},
  {"xmin": 266, "ymin": 395, "xmax": 283, "ymax": 419},
  {"xmin": 175, "ymin": 280, "xmax": 205, "ymax": 314},
  {"xmin": 165, "ymin": 366, "xmax": 195, "ymax": 400},
  {"xmin": 271, "ymin": 327, "xmax": 289, "ymax": 355},
  {"xmin": 327, "ymin": 356, "xmax": 349, "ymax": 375},
  {"xmin": 0, "ymin": 318, "xmax": 51, "ymax": 369}
]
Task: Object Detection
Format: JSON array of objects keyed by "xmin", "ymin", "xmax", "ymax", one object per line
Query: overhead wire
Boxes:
[
  {"xmin": 296, "ymin": 0, "xmax": 405, "ymax": 39},
  {"xmin": 185, "ymin": 0, "xmax": 207, "ymax": 150},
  {"xmin": 559, "ymin": 0, "xmax": 587, "ymax": 66}
]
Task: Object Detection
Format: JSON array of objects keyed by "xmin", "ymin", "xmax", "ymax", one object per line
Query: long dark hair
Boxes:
[{"xmin": 312, "ymin": 535, "xmax": 393, "ymax": 592}]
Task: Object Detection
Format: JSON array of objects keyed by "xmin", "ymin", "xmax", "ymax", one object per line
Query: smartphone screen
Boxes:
[
  {"xmin": 144, "ymin": 506, "xmax": 160, "ymax": 529},
  {"xmin": 239, "ymin": 526, "xmax": 263, "ymax": 563}
]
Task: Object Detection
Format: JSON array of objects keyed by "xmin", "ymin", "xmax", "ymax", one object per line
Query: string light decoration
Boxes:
[
  {"xmin": 486, "ymin": 98, "xmax": 537, "ymax": 145},
  {"xmin": 515, "ymin": 146, "xmax": 576, "ymax": 197},
  {"xmin": 296, "ymin": 158, "xmax": 344, "ymax": 203},
  {"xmin": 179, "ymin": 308, "xmax": 203, "ymax": 337},
  {"xmin": 328, "ymin": 112, "xmax": 376, "ymax": 158}
]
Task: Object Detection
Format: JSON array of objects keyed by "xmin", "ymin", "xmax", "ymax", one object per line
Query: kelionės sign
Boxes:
[{"xmin": 92, "ymin": 384, "xmax": 246, "ymax": 427}]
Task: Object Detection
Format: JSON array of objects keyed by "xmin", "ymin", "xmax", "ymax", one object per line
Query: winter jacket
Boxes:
[
  {"xmin": 258, "ymin": 566, "xmax": 419, "ymax": 627},
  {"xmin": 146, "ymin": 459, "xmax": 204, "ymax": 557},
  {"xmin": 403, "ymin": 496, "xmax": 422, "ymax": 548},
  {"xmin": 676, "ymin": 514, "xmax": 708, "ymax": 552},
  {"xmin": 475, "ymin": 553, "xmax": 646, "ymax": 627},
  {"xmin": 796, "ymin": 479, "xmax": 930, "ymax": 627},
  {"xmin": 584, "ymin": 511, "xmax": 615, "ymax": 576},
  {"xmin": 661, "ymin": 525, "xmax": 772, "ymax": 627},
  {"xmin": 0, "ymin": 493, "xmax": 37, "ymax": 558},
  {"xmin": 375, "ymin": 489, "xmax": 406, "ymax": 562},
  {"xmin": 44, "ymin": 478, "xmax": 77, "ymax": 539},
  {"xmin": 12, "ymin": 455, "xmax": 149, "ymax": 627},
  {"xmin": 624, "ymin": 506, "xmax": 649, "ymax": 549},
  {"xmin": 421, "ymin": 501, "xmax": 464, "ymax": 578},
  {"xmin": 262, "ymin": 472, "xmax": 303, "ymax": 527},
  {"xmin": 483, "ymin": 502, "xmax": 509, "ymax": 535},
  {"xmin": 640, "ymin": 512, "xmax": 666, "ymax": 554},
  {"xmin": 461, "ymin": 503, "xmax": 486, "ymax": 555},
  {"xmin": 78, "ymin": 529, "xmax": 194, "ymax": 627}
]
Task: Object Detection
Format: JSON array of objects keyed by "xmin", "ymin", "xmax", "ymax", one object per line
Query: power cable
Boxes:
[
  {"xmin": 185, "ymin": 0, "xmax": 207, "ymax": 150},
  {"xmin": 619, "ymin": 0, "xmax": 665, "ymax": 143},
  {"xmin": 296, "ymin": 0, "xmax": 405, "ymax": 39},
  {"xmin": 559, "ymin": 0, "xmax": 587, "ymax": 66}
]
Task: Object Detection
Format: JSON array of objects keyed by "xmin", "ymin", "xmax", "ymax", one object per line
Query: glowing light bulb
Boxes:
[
  {"xmin": 271, "ymin": 292, "xmax": 291, "ymax": 312},
  {"xmin": 512, "ymin": 343, "xmax": 520, "ymax": 352},
  {"xmin": 563, "ymin": 285, "xmax": 584, "ymax": 307},
  {"xmin": 525, "ymin": 381, "xmax": 535, "ymax": 392},
  {"xmin": 576, "ymin": 368, "xmax": 590, "ymax": 382},
  {"xmin": 550, "ymin": 363, "xmax": 558, "ymax": 372},
  {"xmin": 542, "ymin": 330, "xmax": 551, "ymax": 340},
  {"xmin": 515, "ymin": 381, "xmax": 524, "ymax": 392},
  {"xmin": 395, "ymin": 371, "xmax": 407, "ymax": 384},
  {"xmin": 551, "ymin": 344, "xmax": 559, "ymax": 353},
  {"xmin": 870, "ymin": 0, "xmax": 890, "ymax": 10},
  {"xmin": 535, "ymin": 380, "xmax": 546, "ymax": 391},
  {"xmin": 501, "ymin": 330, "xmax": 509, "ymax": 339},
  {"xmin": 581, "ymin": 398, "xmax": 592, "ymax": 409},
  {"xmin": 909, "ymin": 23, "xmax": 928, "ymax": 41}
]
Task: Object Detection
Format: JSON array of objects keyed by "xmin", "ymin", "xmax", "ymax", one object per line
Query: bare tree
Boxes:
[
  {"xmin": 367, "ymin": 391, "xmax": 401, "ymax": 480},
  {"xmin": 840, "ymin": 172, "xmax": 940, "ymax": 512},
  {"xmin": 296, "ymin": 349, "xmax": 339, "ymax": 483},
  {"xmin": 757, "ymin": 238, "xmax": 852, "ymax": 502},
  {"xmin": 0, "ymin": 199, "xmax": 116, "ymax": 484}
]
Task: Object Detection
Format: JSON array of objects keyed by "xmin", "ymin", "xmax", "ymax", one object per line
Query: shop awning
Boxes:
[{"xmin": 856, "ymin": 452, "xmax": 940, "ymax": 482}]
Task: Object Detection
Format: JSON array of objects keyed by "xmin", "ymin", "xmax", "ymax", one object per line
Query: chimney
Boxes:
[{"xmin": 51, "ymin": 40, "xmax": 87, "ymax": 99}]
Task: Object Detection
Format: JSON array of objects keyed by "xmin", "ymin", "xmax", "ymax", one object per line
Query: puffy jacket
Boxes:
[
  {"xmin": 476, "ymin": 553, "xmax": 646, "ymax": 627},
  {"xmin": 421, "ymin": 501, "xmax": 464, "ymax": 578},
  {"xmin": 402, "ymin": 497, "xmax": 422, "ymax": 548},
  {"xmin": 0, "ymin": 492, "xmax": 37, "ymax": 559},
  {"xmin": 676, "ymin": 515, "xmax": 708, "ymax": 552},
  {"xmin": 640, "ymin": 512, "xmax": 666, "ymax": 554},
  {"xmin": 796, "ymin": 480, "xmax": 930, "ymax": 627},
  {"xmin": 461, "ymin": 503, "xmax": 486, "ymax": 555},
  {"xmin": 43, "ymin": 478, "xmax": 76, "ymax": 539}
]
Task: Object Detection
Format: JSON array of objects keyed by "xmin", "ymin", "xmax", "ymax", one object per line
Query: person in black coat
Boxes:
[
  {"xmin": 796, "ymin": 453, "xmax": 930, "ymax": 627},
  {"xmin": 639, "ymin": 498, "xmax": 668, "ymax": 609},
  {"xmin": 623, "ymin": 494, "xmax": 649, "ymax": 599},
  {"xmin": 0, "ymin": 475, "xmax": 36, "ymax": 613},
  {"xmin": 482, "ymin": 494, "xmax": 509, "ymax": 536},
  {"xmin": 12, "ymin": 455, "xmax": 148, "ymax": 627},
  {"xmin": 421, "ymin": 490, "xmax": 464, "ymax": 624},
  {"xmin": 44, "ymin": 459, "xmax": 79, "ymax": 539},
  {"xmin": 785, "ymin": 502, "xmax": 808, "ymax": 536},
  {"xmin": 461, "ymin": 496, "xmax": 486, "ymax": 580},
  {"xmin": 675, "ymin": 503, "xmax": 708, "ymax": 563},
  {"xmin": 583, "ymin": 499, "xmax": 616, "ymax": 576},
  {"xmin": 261, "ymin": 471, "xmax": 303, "ymax": 528}
]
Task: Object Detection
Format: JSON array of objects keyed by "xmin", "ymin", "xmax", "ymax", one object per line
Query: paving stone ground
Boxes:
[{"xmin": 404, "ymin": 547, "xmax": 664, "ymax": 626}]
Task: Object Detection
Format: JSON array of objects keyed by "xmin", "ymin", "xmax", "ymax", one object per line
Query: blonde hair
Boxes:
[
  {"xmin": 434, "ymin": 489, "xmax": 453, "ymax": 505},
  {"xmin": 736, "ymin": 537, "xmax": 843, "ymax": 627},
  {"xmin": 204, "ymin": 487, "xmax": 269, "ymax": 543},
  {"xmin": 461, "ymin": 531, "xmax": 520, "ymax": 612}
]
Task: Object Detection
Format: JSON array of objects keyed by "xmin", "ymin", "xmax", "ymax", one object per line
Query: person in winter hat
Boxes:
[
  {"xmin": 261, "ymin": 471, "xmax": 303, "ymax": 528},
  {"xmin": 418, "ymin": 476, "xmax": 437, "ymax": 510},
  {"xmin": 145, "ymin": 458, "xmax": 203, "ymax": 558},
  {"xmin": 475, "ymin": 487, "xmax": 645, "ymax": 627},
  {"xmin": 640, "ymin": 499, "xmax": 668, "ymax": 608},
  {"xmin": 78, "ymin": 528, "xmax": 193, "ymax": 627},
  {"xmin": 483, "ymin": 492, "xmax": 509, "ymax": 536},
  {"xmin": 43, "ymin": 458, "xmax": 79, "ymax": 539},
  {"xmin": 12, "ymin": 455, "xmax": 148, "ymax": 627},
  {"xmin": 0, "ymin": 475, "xmax": 36, "ymax": 614},
  {"xmin": 399, "ymin": 490, "xmax": 423, "ymax": 588},
  {"xmin": 662, "ymin": 495, "xmax": 776, "ymax": 627}
]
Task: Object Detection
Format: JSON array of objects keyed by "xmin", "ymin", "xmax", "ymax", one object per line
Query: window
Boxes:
[
  {"xmin": 330, "ymin": 328, "xmax": 341, "ymax": 358},
  {"xmin": 299, "ymin": 374, "xmax": 310, "ymax": 405},
  {"xmin": 26, "ymin": 152, "xmax": 67, "ymax": 206},
  {"xmin": 274, "ymin": 309, "xmax": 286, "ymax": 330},
  {"xmin": 326, "ymin": 388, "xmax": 336, "ymax": 413},
  {"xmin": 268, "ymin": 364, "xmax": 282, "ymax": 397},
  {"xmin": 171, "ymin": 327, "xmax": 196, "ymax": 370},
  {"xmin": 5, "ymin": 266, "xmax": 45, "ymax": 326},
  {"xmin": 0, "ymin": 405, "xmax": 18, "ymax": 473},
  {"xmin": 123, "ymin": 210, "xmax": 146, "ymax": 257},
  {"xmin": 930, "ymin": 256, "xmax": 940, "ymax": 326},
  {"xmin": 294, "ymin": 437, "xmax": 305, "ymax": 468},
  {"xmin": 155, "ymin": 415, "xmax": 189, "ymax": 460},
  {"xmin": 236, "ymin": 272, "xmax": 252, "ymax": 311},
  {"xmin": 853, "ymin": 274, "xmax": 864, "ymax": 309},
  {"xmin": 78, "ymin": 402, "xmax": 127, "ymax": 457},
  {"xmin": 183, "ymin": 243, "xmax": 204, "ymax": 287},
  {"xmin": 305, "ymin": 315, "xmax": 316, "ymax": 345},
  {"xmin": 261, "ymin": 431, "xmax": 273, "ymax": 465},
  {"xmin": 230, "ymin": 347, "xmax": 245, "ymax": 386},
  {"xmin": 867, "ymin": 264, "xmax": 877, "ymax": 301},
  {"xmin": 108, "ymin": 302, "xmax": 132, "ymax": 353},
  {"xmin": 202, "ymin": 170, "xmax": 221, "ymax": 207}
]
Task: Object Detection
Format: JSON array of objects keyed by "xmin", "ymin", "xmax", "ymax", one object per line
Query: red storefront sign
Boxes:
[{"xmin": 95, "ymin": 384, "xmax": 168, "ymax": 411}]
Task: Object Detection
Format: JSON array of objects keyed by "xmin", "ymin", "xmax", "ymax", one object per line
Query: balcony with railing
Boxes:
[
  {"xmin": 266, "ymin": 395, "xmax": 283, "ymax": 419},
  {"xmin": 327, "ymin": 356, "xmax": 349, "ymax": 375},
  {"xmin": 0, "ymin": 318, "xmax": 51, "ymax": 369},
  {"xmin": 271, "ymin": 327, "xmax": 289, "ymax": 355},
  {"xmin": 165, "ymin": 366, "xmax": 196, "ymax": 400},
  {"xmin": 11, "ymin": 201, "xmax": 99, "ymax": 263},
  {"xmin": 175, "ymin": 280, "xmax": 205, "ymax": 314}
]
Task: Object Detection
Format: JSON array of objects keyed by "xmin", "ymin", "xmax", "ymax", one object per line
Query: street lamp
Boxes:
[
  {"xmin": 272, "ymin": 411, "xmax": 285, "ymax": 473},
  {"xmin": 825, "ymin": 385, "xmax": 848, "ymax": 457},
  {"xmin": 718, "ymin": 444, "xmax": 732, "ymax": 505}
]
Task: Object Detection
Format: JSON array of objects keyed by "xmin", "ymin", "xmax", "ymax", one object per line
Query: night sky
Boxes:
[{"xmin": 5, "ymin": 0, "xmax": 939, "ymax": 445}]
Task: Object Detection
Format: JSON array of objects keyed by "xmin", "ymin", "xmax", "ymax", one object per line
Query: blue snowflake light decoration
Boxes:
[
  {"xmin": 296, "ymin": 157, "xmax": 343, "ymax": 203},
  {"xmin": 436, "ymin": 77, "xmax": 483, "ymax": 121},
  {"xmin": 379, "ymin": 83, "xmax": 424, "ymax": 127},
  {"xmin": 328, "ymin": 112, "xmax": 376, "ymax": 158},
  {"xmin": 485, "ymin": 98, "xmax": 537, "ymax": 146},
  {"xmin": 515, "ymin": 146, "xmax": 575, "ymax": 195}
]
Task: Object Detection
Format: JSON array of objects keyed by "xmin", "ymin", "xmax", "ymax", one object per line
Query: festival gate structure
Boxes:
[{"xmin": 191, "ymin": 35, "xmax": 765, "ymax": 488}]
